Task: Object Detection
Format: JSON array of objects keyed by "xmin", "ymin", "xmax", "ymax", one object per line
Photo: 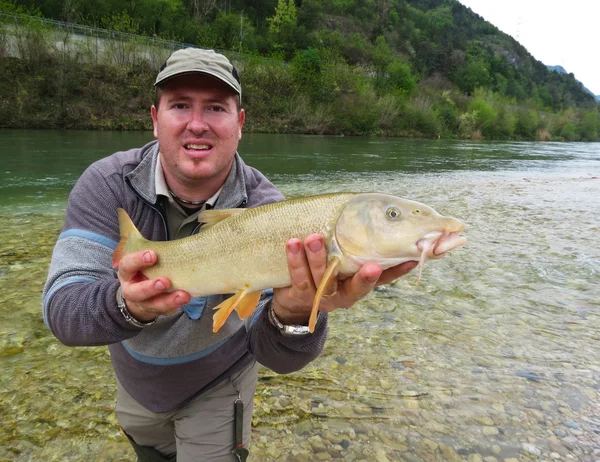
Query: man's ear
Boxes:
[
  {"xmin": 238, "ymin": 108, "xmax": 245, "ymax": 140},
  {"xmin": 151, "ymin": 105, "xmax": 159, "ymax": 139}
]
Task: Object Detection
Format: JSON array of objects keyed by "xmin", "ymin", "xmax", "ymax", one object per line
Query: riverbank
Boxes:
[{"xmin": 1, "ymin": 52, "xmax": 599, "ymax": 140}]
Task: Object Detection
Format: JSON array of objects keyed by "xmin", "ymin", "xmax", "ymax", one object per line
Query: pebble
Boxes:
[
  {"xmin": 482, "ymin": 426, "xmax": 500, "ymax": 436},
  {"xmin": 554, "ymin": 428, "xmax": 567, "ymax": 437},
  {"xmin": 522, "ymin": 443, "xmax": 542, "ymax": 457},
  {"xmin": 563, "ymin": 420, "xmax": 581, "ymax": 429},
  {"xmin": 468, "ymin": 454, "xmax": 484, "ymax": 462}
]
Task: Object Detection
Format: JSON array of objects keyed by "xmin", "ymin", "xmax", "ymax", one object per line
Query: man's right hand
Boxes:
[{"xmin": 116, "ymin": 250, "xmax": 191, "ymax": 322}]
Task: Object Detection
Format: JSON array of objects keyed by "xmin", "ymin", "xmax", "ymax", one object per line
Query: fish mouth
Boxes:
[
  {"xmin": 417, "ymin": 231, "xmax": 467, "ymax": 257},
  {"xmin": 414, "ymin": 231, "xmax": 467, "ymax": 281}
]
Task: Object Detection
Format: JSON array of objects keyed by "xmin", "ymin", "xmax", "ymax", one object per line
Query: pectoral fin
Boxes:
[
  {"xmin": 310, "ymin": 257, "xmax": 341, "ymax": 333},
  {"xmin": 212, "ymin": 289, "xmax": 262, "ymax": 333}
]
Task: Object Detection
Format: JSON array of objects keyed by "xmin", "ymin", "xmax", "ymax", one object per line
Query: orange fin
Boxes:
[
  {"xmin": 236, "ymin": 291, "xmax": 262, "ymax": 320},
  {"xmin": 212, "ymin": 290, "xmax": 246, "ymax": 333},
  {"xmin": 112, "ymin": 208, "xmax": 145, "ymax": 268},
  {"xmin": 198, "ymin": 208, "xmax": 247, "ymax": 229},
  {"xmin": 310, "ymin": 257, "xmax": 341, "ymax": 333}
]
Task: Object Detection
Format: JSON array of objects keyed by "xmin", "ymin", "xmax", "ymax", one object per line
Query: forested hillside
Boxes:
[{"xmin": 2, "ymin": 0, "xmax": 599, "ymax": 140}]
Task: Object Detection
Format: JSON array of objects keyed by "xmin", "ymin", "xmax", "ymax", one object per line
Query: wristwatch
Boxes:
[
  {"xmin": 267, "ymin": 302, "xmax": 320, "ymax": 336},
  {"xmin": 116, "ymin": 285, "xmax": 156, "ymax": 328}
]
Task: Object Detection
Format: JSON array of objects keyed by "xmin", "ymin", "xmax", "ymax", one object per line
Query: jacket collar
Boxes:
[{"xmin": 126, "ymin": 140, "xmax": 249, "ymax": 209}]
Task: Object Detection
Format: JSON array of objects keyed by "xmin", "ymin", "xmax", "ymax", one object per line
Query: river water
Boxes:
[{"xmin": 1, "ymin": 130, "xmax": 599, "ymax": 461}]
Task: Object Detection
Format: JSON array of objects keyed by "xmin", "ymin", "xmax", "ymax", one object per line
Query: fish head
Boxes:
[{"xmin": 334, "ymin": 193, "xmax": 467, "ymax": 272}]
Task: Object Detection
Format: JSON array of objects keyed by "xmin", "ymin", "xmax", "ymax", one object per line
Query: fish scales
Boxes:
[{"xmin": 131, "ymin": 193, "xmax": 357, "ymax": 296}]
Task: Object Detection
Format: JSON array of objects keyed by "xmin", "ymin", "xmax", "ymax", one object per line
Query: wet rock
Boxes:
[
  {"xmin": 297, "ymin": 420, "xmax": 313, "ymax": 435},
  {"xmin": 440, "ymin": 444, "xmax": 462, "ymax": 462},
  {"xmin": 562, "ymin": 435, "xmax": 579, "ymax": 451},
  {"xmin": 314, "ymin": 452, "xmax": 332, "ymax": 461},
  {"xmin": 308, "ymin": 436, "xmax": 327, "ymax": 453},
  {"xmin": 482, "ymin": 426, "xmax": 500, "ymax": 436},
  {"xmin": 563, "ymin": 420, "xmax": 581, "ymax": 429},
  {"xmin": 522, "ymin": 443, "xmax": 541, "ymax": 457},
  {"xmin": 420, "ymin": 438, "xmax": 438, "ymax": 452},
  {"xmin": 322, "ymin": 430, "xmax": 342, "ymax": 445},
  {"xmin": 554, "ymin": 428, "xmax": 567, "ymax": 437},
  {"xmin": 475, "ymin": 416, "xmax": 495, "ymax": 426},
  {"xmin": 516, "ymin": 370, "xmax": 542, "ymax": 382},
  {"xmin": 379, "ymin": 378, "xmax": 394, "ymax": 390}
]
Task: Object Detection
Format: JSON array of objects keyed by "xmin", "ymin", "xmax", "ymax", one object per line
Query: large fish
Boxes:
[{"xmin": 112, "ymin": 193, "xmax": 466, "ymax": 333}]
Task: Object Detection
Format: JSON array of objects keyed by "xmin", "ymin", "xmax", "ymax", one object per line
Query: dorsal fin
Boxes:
[{"xmin": 198, "ymin": 208, "xmax": 247, "ymax": 229}]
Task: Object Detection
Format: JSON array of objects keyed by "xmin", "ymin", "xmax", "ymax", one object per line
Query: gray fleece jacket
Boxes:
[{"xmin": 42, "ymin": 140, "xmax": 328, "ymax": 413}]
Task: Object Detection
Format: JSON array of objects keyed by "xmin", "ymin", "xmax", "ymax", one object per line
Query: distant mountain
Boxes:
[{"xmin": 548, "ymin": 65, "xmax": 600, "ymax": 101}]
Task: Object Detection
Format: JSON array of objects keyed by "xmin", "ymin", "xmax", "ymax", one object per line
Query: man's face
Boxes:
[{"xmin": 151, "ymin": 74, "xmax": 245, "ymax": 194}]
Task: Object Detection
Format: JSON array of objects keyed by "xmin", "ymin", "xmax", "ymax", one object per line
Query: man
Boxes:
[{"xmin": 42, "ymin": 48, "xmax": 416, "ymax": 461}]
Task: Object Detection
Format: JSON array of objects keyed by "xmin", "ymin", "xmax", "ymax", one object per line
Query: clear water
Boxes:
[{"xmin": 1, "ymin": 130, "xmax": 599, "ymax": 461}]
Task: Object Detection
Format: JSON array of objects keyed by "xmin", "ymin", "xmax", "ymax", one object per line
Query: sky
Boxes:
[{"xmin": 457, "ymin": 0, "xmax": 600, "ymax": 96}]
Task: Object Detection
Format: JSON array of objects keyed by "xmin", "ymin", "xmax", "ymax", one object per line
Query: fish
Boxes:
[{"xmin": 112, "ymin": 192, "xmax": 467, "ymax": 333}]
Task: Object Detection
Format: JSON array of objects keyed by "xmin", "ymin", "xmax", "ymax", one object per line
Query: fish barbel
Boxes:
[{"xmin": 112, "ymin": 193, "xmax": 467, "ymax": 333}]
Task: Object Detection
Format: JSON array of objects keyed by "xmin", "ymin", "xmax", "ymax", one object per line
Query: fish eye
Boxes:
[
  {"xmin": 386, "ymin": 207, "xmax": 401, "ymax": 219},
  {"xmin": 413, "ymin": 209, "xmax": 420, "ymax": 214}
]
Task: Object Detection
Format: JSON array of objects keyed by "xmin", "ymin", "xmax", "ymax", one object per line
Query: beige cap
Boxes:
[{"xmin": 155, "ymin": 48, "xmax": 241, "ymax": 100}]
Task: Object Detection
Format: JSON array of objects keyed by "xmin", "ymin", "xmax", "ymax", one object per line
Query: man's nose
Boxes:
[{"xmin": 187, "ymin": 110, "xmax": 209, "ymax": 133}]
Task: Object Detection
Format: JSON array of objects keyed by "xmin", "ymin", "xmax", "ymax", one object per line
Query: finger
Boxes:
[
  {"xmin": 124, "ymin": 290, "xmax": 191, "ymax": 321},
  {"xmin": 117, "ymin": 250, "xmax": 157, "ymax": 282},
  {"xmin": 285, "ymin": 238, "xmax": 314, "ymax": 293},
  {"xmin": 330, "ymin": 262, "xmax": 382, "ymax": 310},
  {"xmin": 133, "ymin": 291, "xmax": 190, "ymax": 313},
  {"xmin": 376, "ymin": 261, "xmax": 418, "ymax": 286},
  {"xmin": 123, "ymin": 276, "xmax": 171, "ymax": 303},
  {"xmin": 303, "ymin": 234, "xmax": 328, "ymax": 289}
]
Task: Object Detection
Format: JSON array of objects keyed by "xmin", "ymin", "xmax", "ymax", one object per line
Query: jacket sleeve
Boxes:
[
  {"xmin": 245, "ymin": 295, "xmax": 328, "ymax": 374},
  {"xmin": 42, "ymin": 163, "xmax": 143, "ymax": 346}
]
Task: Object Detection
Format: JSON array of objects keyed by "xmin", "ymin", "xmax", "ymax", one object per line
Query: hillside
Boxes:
[
  {"xmin": 1, "ymin": 0, "xmax": 599, "ymax": 140},
  {"xmin": 548, "ymin": 65, "xmax": 600, "ymax": 102}
]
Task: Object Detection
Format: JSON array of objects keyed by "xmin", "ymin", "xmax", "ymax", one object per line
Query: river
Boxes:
[{"xmin": 1, "ymin": 130, "xmax": 599, "ymax": 461}]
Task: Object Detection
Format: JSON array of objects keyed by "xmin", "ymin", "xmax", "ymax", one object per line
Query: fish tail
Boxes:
[{"xmin": 112, "ymin": 208, "xmax": 144, "ymax": 268}]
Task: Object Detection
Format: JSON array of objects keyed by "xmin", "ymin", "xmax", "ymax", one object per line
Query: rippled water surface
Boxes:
[{"xmin": 1, "ymin": 131, "xmax": 599, "ymax": 461}]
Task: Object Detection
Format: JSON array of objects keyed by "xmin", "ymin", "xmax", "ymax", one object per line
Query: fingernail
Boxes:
[
  {"xmin": 288, "ymin": 241, "xmax": 301, "ymax": 254},
  {"xmin": 143, "ymin": 251, "xmax": 152, "ymax": 263},
  {"xmin": 155, "ymin": 280, "xmax": 165, "ymax": 291},
  {"xmin": 308, "ymin": 240, "xmax": 322, "ymax": 253}
]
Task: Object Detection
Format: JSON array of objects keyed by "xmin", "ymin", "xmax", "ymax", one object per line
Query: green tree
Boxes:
[
  {"xmin": 579, "ymin": 111, "xmax": 599, "ymax": 141},
  {"xmin": 267, "ymin": 0, "xmax": 297, "ymax": 56},
  {"xmin": 455, "ymin": 60, "xmax": 490, "ymax": 95}
]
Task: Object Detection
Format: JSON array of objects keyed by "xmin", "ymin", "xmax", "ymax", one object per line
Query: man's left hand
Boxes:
[{"xmin": 272, "ymin": 234, "xmax": 418, "ymax": 326}]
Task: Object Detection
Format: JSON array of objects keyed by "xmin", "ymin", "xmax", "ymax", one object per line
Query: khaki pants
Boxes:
[{"xmin": 115, "ymin": 362, "xmax": 258, "ymax": 462}]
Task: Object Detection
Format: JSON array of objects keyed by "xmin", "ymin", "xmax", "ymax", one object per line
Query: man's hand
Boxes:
[
  {"xmin": 272, "ymin": 234, "xmax": 418, "ymax": 326},
  {"xmin": 116, "ymin": 250, "xmax": 191, "ymax": 322}
]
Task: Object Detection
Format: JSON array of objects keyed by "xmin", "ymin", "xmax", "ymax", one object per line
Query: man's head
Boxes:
[
  {"xmin": 151, "ymin": 48, "xmax": 245, "ymax": 198},
  {"xmin": 154, "ymin": 48, "xmax": 242, "ymax": 110}
]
